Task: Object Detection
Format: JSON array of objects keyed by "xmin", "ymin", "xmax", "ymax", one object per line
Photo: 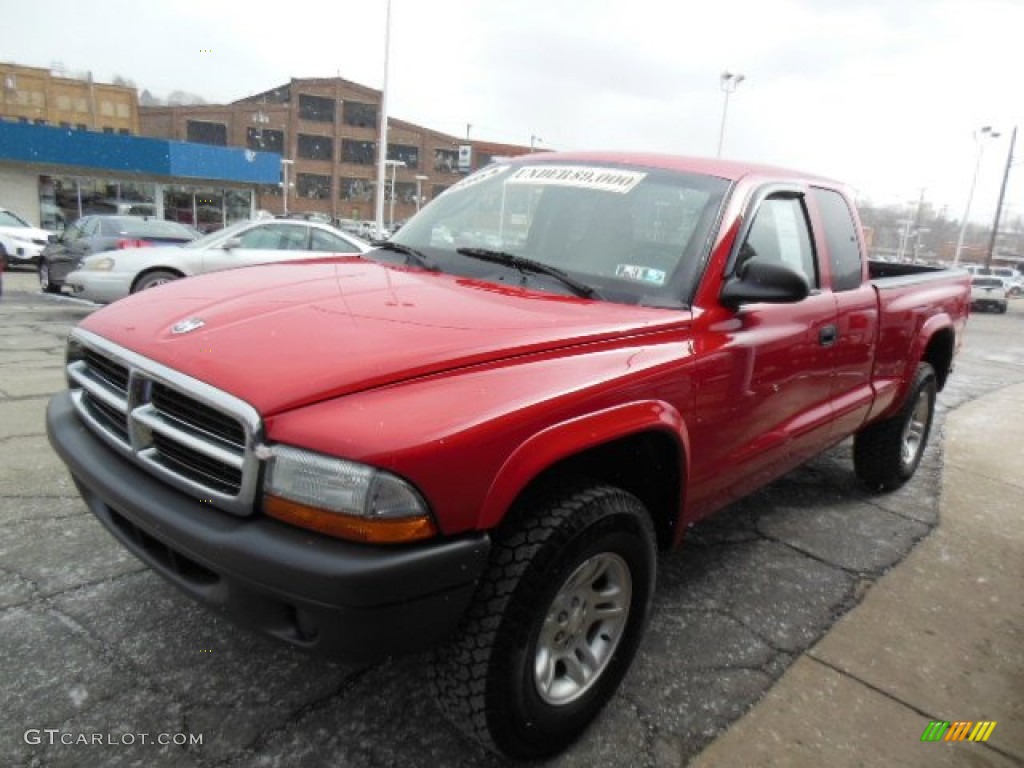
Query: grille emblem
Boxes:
[{"xmin": 171, "ymin": 317, "xmax": 206, "ymax": 335}]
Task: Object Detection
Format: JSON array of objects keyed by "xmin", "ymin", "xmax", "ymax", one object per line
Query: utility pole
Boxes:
[
  {"xmin": 985, "ymin": 125, "xmax": 1016, "ymax": 268},
  {"xmin": 374, "ymin": 0, "xmax": 393, "ymax": 238}
]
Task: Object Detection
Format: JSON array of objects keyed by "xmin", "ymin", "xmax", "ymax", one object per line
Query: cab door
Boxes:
[
  {"xmin": 808, "ymin": 186, "xmax": 879, "ymax": 439},
  {"xmin": 688, "ymin": 188, "xmax": 839, "ymax": 517}
]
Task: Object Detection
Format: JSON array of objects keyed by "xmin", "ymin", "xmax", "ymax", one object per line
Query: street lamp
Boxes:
[
  {"xmin": 280, "ymin": 159, "xmax": 294, "ymax": 216},
  {"xmin": 953, "ymin": 126, "xmax": 999, "ymax": 265},
  {"xmin": 716, "ymin": 71, "xmax": 745, "ymax": 158},
  {"xmin": 415, "ymin": 174, "xmax": 429, "ymax": 212},
  {"xmin": 374, "ymin": 0, "xmax": 393, "ymax": 236},
  {"xmin": 385, "ymin": 159, "xmax": 406, "ymax": 231},
  {"xmin": 530, "ymin": 134, "xmax": 542, "ymax": 152}
]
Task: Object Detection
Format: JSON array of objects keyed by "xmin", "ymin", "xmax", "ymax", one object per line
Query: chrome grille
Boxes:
[{"xmin": 66, "ymin": 329, "xmax": 262, "ymax": 516}]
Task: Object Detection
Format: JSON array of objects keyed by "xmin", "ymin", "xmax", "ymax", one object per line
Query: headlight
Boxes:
[
  {"xmin": 263, "ymin": 444, "xmax": 436, "ymax": 543},
  {"xmin": 83, "ymin": 257, "xmax": 115, "ymax": 271}
]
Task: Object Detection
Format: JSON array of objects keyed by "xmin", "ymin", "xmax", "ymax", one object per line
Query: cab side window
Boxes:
[
  {"xmin": 741, "ymin": 196, "xmax": 818, "ymax": 288},
  {"xmin": 811, "ymin": 187, "xmax": 863, "ymax": 292}
]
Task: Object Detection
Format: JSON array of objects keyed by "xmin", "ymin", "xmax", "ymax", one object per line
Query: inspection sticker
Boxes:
[
  {"xmin": 615, "ymin": 264, "xmax": 667, "ymax": 285},
  {"xmin": 507, "ymin": 166, "xmax": 647, "ymax": 194}
]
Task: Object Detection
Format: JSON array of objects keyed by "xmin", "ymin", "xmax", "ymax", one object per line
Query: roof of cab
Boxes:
[{"xmin": 503, "ymin": 150, "xmax": 841, "ymax": 186}]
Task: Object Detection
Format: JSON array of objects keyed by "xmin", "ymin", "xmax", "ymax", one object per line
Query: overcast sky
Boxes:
[{"xmin": 5, "ymin": 0, "xmax": 1023, "ymax": 222}]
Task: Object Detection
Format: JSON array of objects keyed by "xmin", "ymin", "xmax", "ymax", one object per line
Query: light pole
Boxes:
[
  {"xmin": 716, "ymin": 71, "xmax": 745, "ymax": 158},
  {"xmin": 953, "ymin": 126, "xmax": 999, "ymax": 265},
  {"xmin": 530, "ymin": 134, "xmax": 542, "ymax": 152},
  {"xmin": 385, "ymin": 159, "xmax": 406, "ymax": 231},
  {"xmin": 280, "ymin": 159, "xmax": 294, "ymax": 216},
  {"xmin": 374, "ymin": 0, "xmax": 393, "ymax": 237},
  {"xmin": 415, "ymin": 174, "xmax": 428, "ymax": 212},
  {"xmin": 985, "ymin": 125, "xmax": 1016, "ymax": 268}
]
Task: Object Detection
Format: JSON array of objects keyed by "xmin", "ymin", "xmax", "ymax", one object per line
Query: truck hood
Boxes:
[{"xmin": 79, "ymin": 258, "xmax": 688, "ymax": 415}]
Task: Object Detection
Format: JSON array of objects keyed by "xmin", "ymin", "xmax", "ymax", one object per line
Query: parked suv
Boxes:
[
  {"xmin": 0, "ymin": 207, "xmax": 50, "ymax": 268},
  {"xmin": 970, "ymin": 276, "xmax": 1009, "ymax": 313}
]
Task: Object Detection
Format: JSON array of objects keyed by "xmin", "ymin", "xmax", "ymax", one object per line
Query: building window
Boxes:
[
  {"xmin": 74, "ymin": 98, "xmax": 88, "ymax": 113},
  {"xmin": 343, "ymin": 101, "xmax": 377, "ymax": 128},
  {"xmin": 392, "ymin": 181, "xmax": 417, "ymax": 204},
  {"xmin": 297, "ymin": 134, "xmax": 334, "ymax": 161},
  {"xmin": 56, "ymin": 95, "xmax": 72, "ymax": 111},
  {"xmin": 388, "ymin": 144, "xmax": 419, "ymax": 170},
  {"xmin": 298, "ymin": 93, "xmax": 335, "ymax": 123},
  {"xmin": 102, "ymin": 126, "xmax": 114, "ymax": 134},
  {"xmin": 116, "ymin": 103, "xmax": 130, "ymax": 119},
  {"xmin": 75, "ymin": 123, "xmax": 87, "ymax": 131},
  {"xmin": 34, "ymin": 118, "xmax": 47, "ymax": 125},
  {"xmin": 296, "ymin": 173, "xmax": 332, "ymax": 199},
  {"xmin": 119, "ymin": 128, "xmax": 131, "ymax": 135},
  {"xmin": 100, "ymin": 101, "xmax": 114, "ymax": 117},
  {"xmin": 246, "ymin": 127, "xmax": 284, "ymax": 153},
  {"xmin": 186, "ymin": 120, "xmax": 227, "ymax": 146},
  {"xmin": 339, "ymin": 177, "xmax": 374, "ymax": 202},
  {"xmin": 342, "ymin": 139, "xmax": 376, "ymax": 165},
  {"xmin": 434, "ymin": 149, "xmax": 459, "ymax": 173},
  {"xmin": 59, "ymin": 121, "xmax": 71, "ymax": 129}
]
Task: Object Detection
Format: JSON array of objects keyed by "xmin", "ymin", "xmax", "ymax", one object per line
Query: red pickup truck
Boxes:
[{"xmin": 47, "ymin": 152, "xmax": 969, "ymax": 758}]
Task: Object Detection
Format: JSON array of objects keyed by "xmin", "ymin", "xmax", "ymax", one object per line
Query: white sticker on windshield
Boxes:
[
  {"xmin": 446, "ymin": 164, "xmax": 510, "ymax": 194},
  {"xmin": 507, "ymin": 166, "xmax": 646, "ymax": 194},
  {"xmin": 615, "ymin": 264, "xmax": 667, "ymax": 285}
]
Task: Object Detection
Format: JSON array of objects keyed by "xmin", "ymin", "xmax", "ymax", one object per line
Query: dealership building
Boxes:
[{"xmin": 139, "ymin": 76, "xmax": 535, "ymax": 224}]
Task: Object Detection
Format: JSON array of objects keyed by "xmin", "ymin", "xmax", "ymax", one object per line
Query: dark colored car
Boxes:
[{"xmin": 38, "ymin": 215, "xmax": 200, "ymax": 293}]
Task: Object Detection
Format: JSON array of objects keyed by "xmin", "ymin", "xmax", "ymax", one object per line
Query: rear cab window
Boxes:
[{"xmin": 810, "ymin": 187, "xmax": 863, "ymax": 292}]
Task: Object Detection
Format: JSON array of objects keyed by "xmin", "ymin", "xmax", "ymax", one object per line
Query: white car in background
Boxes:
[
  {"xmin": 970, "ymin": 276, "xmax": 1009, "ymax": 313},
  {"xmin": 0, "ymin": 207, "xmax": 51, "ymax": 268},
  {"xmin": 64, "ymin": 218, "xmax": 371, "ymax": 303}
]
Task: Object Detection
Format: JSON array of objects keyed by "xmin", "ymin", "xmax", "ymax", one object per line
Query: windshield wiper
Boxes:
[
  {"xmin": 455, "ymin": 247, "xmax": 600, "ymax": 299},
  {"xmin": 372, "ymin": 241, "xmax": 440, "ymax": 272}
]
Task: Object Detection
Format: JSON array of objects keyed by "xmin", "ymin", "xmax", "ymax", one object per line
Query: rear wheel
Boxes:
[
  {"xmin": 133, "ymin": 270, "xmax": 180, "ymax": 293},
  {"xmin": 854, "ymin": 362, "xmax": 937, "ymax": 491},
  {"xmin": 430, "ymin": 481, "xmax": 657, "ymax": 759}
]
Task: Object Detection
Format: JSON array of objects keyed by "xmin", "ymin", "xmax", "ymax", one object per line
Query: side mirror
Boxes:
[
  {"xmin": 720, "ymin": 259, "xmax": 810, "ymax": 309},
  {"xmin": 223, "ymin": 237, "xmax": 242, "ymax": 250},
  {"xmin": 47, "ymin": 233, "xmax": 61, "ymax": 244}
]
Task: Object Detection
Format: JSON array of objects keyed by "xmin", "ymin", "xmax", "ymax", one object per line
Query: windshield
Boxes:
[
  {"xmin": 0, "ymin": 210, "xmax": 31, "ymax": 228},
  {"xmin": 389, "ymin": 162, "xmax": 729, "ymax": 306},
  {"xmin": 183, "ymin": 219, "xmax": 256, "ymax": 249},
  {"xmin": 98, "ymin": 217, "xmax": 199, "ymax": 239},
  {"xmin": 973, "ymin": 277, "xmax": 1004, "ymax": 288}
]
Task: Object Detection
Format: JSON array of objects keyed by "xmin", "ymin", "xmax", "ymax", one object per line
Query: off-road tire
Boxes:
[
  {"xmin": 854, "ymin": 361, "xmax": 937, "ymax": 491},
  {"xmin": 429, "ymin": 481, "xmax": 657, "ymax": 759}
]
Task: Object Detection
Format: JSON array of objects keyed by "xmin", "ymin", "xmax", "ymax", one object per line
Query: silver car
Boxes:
[{"xmin": 64, "ymin": 219, "xmax": 370, "ymax": 303}]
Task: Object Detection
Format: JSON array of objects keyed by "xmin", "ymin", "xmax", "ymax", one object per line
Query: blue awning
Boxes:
[{"xmin": 0, "ymin": 121, "xmax": 280, "ymax": 184}]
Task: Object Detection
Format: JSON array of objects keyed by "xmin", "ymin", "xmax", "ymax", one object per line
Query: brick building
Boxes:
[
  {"xmin": 0, "ymin": 63, "xmax": 139, "ymax": 135},
  {"xmin": 139, "ymin": 76, "xmax": 535, "ymax": 223}
]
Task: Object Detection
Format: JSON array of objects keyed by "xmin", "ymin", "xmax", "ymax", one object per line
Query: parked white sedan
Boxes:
[{"xmin": 64, "ymin": 219, "xmax": 370, "ymax": 303}]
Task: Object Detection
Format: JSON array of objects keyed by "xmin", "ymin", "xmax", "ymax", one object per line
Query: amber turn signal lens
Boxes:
[{"xmin": 264, "ymin": 494, "xmax": 437, "ymax": 544}]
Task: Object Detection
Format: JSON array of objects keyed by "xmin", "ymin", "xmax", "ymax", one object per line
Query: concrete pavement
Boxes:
[{"xmin": 690, "ymin": 383, "xmax": 1024, "ymax": 767}]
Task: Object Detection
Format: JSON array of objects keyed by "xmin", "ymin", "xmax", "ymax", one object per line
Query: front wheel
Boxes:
[
  {"xmin": 854, "ymin": 362, "xmax": 937, "ymax": 491},
  {"xmin": 132, "ymin": 270, "xmax": 180, "ymax": 293},
  {"xmin": 430, "ymin": 482, "xmax": 657, "ymax": 759}
]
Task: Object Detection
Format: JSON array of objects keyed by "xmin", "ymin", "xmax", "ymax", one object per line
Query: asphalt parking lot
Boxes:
[{"xmin": 2, "ymin": 267, "xmax": 1023, "ymax": 767}]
